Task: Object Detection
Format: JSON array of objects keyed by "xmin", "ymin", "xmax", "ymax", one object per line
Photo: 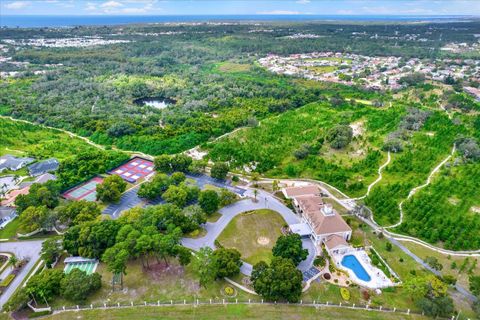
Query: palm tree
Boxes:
[{"xmin": 8, "ymin": 255, "xmax": 18, "ymax": 269}]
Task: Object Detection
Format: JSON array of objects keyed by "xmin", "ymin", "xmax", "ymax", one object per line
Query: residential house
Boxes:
[
  {"xmin": 1, "ymin": 186, "xmax": 30, "ymax": 207},
  {"xmin": 0, "ymin": 206, "xmax": 17, "ymax": 228},
  {"xmin": 28, "ymin": 158, "xmax": 59, "ymax": 176},
  {"xmin": 0, "ymin": 154, "xmax": 34, "ymax": 173}
]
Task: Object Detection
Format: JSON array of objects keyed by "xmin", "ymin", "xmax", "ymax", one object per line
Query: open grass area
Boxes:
[
  {"xmin": 217, "ymin": 62, "xmax": 252, "ymax": 73},
  {"xmin": 0, "ymin": 218, "xmax": 20, "ymax": 239},
  {"xmin": 208, "ymin": 102, "xmax": 402, "ymax": 197},
  {"xmin": 0, "ymin": 117, "xmax": 98, "ymax": 161},
  {"xmin": 402, "ymin": 241, "xmax": 480, "ymax": 289},
  {"xmin": 51, "ymin": 257, "xmax": 254, "ymax": 308},
  {"xmin": 43, "ymin": 304, "xmax": 427, "ymax": 320},
  {"xmin": 216, "ymin": 209, "xmax": 286, "ymax": 265}
]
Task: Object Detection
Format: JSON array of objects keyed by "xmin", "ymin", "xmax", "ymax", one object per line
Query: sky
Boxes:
[{"xmin": 1, "ymin": 0, "xmax": 479, "ymax": 16}]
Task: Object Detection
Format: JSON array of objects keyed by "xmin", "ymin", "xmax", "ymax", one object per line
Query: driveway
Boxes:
[
  {"xmin": 181, "ymin": 188, "xmax": 316, "ymax": 276},
  {"xmin": 0, "ymin": 240, "xmax": 43, "ymax": 309}
]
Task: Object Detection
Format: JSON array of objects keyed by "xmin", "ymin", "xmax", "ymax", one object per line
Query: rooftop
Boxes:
[{"xmin": 282, "ymin": 185, "xmax": 320, "ymax": 198}]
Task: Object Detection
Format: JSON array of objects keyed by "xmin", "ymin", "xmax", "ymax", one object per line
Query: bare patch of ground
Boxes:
[{"xmin": 257, "ymin": 236, "xmax": 270, "ymax": 246}]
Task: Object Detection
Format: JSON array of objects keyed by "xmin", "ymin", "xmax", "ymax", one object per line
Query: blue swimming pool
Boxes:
[{"xmin": 341, "ymin": 255, "xmax": 371, "ymax": 282}]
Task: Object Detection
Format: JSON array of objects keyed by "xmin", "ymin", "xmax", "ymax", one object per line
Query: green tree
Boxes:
[
  {"xmin": 328, "ymin": 125, "xmax": 353, "ymax": 149},
  {"xmin": 251, "ymin": 257, "xmax": 303, "ymax": 303},
  {"xmin": 192, "ymin": 247, "xmax": 217, "ymax": 288},
  {"xmin": 162, "ymin": 185, "xmax": 188, "ymax": 208},
  {"xmin": 213, "ymin": 248, "xmax": 242, "ymax": 279},
  {"xmin": 96, "ymin": 174, "xmax": 127, "ymax": 203},
  {"xmin": 60, "ymin": 269, "xmax": 102, "ymax": 304},
  {"xmin": 171, "ymin": 172, "xmax": 186, "ymax": 185},
  {"xmin": 210, "ymin": 162, "xmax": 229, "ymax": 180},
  {"xmin": 469, "ymin": 275, "xmax": 480, "ymax": 296},
  {"xmin": 26, "ymin": 268, "xmax": 64, "ymax": 305},
  {"xmin": 198, "ymin": 190, "xmax": 220, "ymax": 215},
  {"xmin": 102, "ymin": 243, "xmax": 130, "ymax": 289},
  {"xmin": 272, "ymin": 234, "xmax": 308, "ymax": 266},
  {"xmin": 219, "ymin": 188, "xmax": 237, "ymax": 207},
  {"xmin": 8, "ymin": 255, "xmax": 18, "ymax": 268},
  {"xmin": 19, "ymin": 205, "xmax": 49, "ymax": 233},
  {"xmin": 41, "ymin": 238, "xmax": 63, "ymax": 268},
  {"xmin": 56, "ymin": 200, "xmax": 100, "ymax": 226}
]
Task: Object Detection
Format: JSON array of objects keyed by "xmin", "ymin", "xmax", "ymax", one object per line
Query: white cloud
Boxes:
[
  {"xmin": 296, "ymin": 0, "xmax": 310, "ymax": 3},
  {"xmin": 337, "ymin": 9, "xmax": 354, "ymax": 15},
  {"xmin": 101, "ymin": 1, "xmax": 124, "ymax": 8},
  {"xmin": 5, "ymin": 1, "xmax": 30, "ymax": 9},
  {"xmin": 257, "ymin": 10, "xmax": 303, "ymax": 15},
  {"xmin": 85, "ymin": 2, "xmax": 97, "ymax": 11},
  {"xmin": 120, "ymin": 7, "xmax": 148, "ymax": 13}
]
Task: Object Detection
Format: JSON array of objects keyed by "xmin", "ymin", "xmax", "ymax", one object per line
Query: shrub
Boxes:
[
  {"xmin": 361, "ymin": 289, "xmax": 370, "ymax": 300},
  {"xmin": 224, "ymin": 286, "xmax": 235, "ymax": 296},
  {"xmin": 0, "ymin": 274, "xmax": 15, "ymax": 287},
  {"xmin": 323, "ymin": 273, "xmax": 331, "ymax": 280},
  {"xmin": 314, "ymin": 256, "xmax": 326, "ymax": 268},
  {"xmin": 28, "ymin": 310, "xmax": 52, "ymax": 318},
  {"xmin": 340, "ymin": 288, "xmax": 350, "ymax": 301}
]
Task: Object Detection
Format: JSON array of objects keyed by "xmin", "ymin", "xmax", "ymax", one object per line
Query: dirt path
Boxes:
[
  {"xmin": 384, "ymin": 144, "xmax": 456, "ymax": 229},
  {"xmin": 353, "ymin": 151, "xmax": 391, "ymax": 200}
]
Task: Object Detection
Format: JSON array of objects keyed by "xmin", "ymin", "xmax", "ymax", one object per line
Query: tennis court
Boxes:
[
  {"xmin": 62, "ymin": 176, "xmax": 104, "ymax": 201},
  {"xmin": 64, "ymin": 261, "xmax": 98, "ymax": 275},
  {"xmin": 108, "ymin": 157, "xmax": 154, "ymax": 183}
]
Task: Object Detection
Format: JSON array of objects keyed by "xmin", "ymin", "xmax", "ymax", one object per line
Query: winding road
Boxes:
[{"xmin": 181, "ymin": 188, "xmax": 316, "ymax": 276}]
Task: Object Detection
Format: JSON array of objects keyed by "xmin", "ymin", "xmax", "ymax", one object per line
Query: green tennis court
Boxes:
[{"xmin": 64, "ymin": 261, "xmax": 98, "ymax": 275}]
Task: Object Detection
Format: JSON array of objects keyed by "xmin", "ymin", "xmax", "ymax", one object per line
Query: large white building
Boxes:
[{"xmin": 283, "ymin": 185, "xmax": 352, "ymax": 247}]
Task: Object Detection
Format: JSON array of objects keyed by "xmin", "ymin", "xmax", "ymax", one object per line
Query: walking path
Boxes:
[
  {"xmin": 353, "ymin": 152, "xmax": 391, "ymax": 200},
  {"xmin": 181, "ymin": 188, "xmax": 316, "ymax": 276},
  {"xmin": 384, "ymin": 144, "xmax": 456, "ymax": 229},
  {"xmin": 0, "ymin": 240, "xmax": 44, "ymax": 309}
]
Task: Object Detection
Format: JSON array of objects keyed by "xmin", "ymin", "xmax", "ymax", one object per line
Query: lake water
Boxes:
[
  {"xmin": 134, "ymin": 97, "xmax": 176, "ymax": 110},
  {"xmin": 1, "ymin": 15, "xmax": 471, "ymax": 28}
]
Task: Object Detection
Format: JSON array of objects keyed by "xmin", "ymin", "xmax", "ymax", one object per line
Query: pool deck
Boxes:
[{"xmin": 331, "ymin": 247, "xmax": 394, "ymax": 289}]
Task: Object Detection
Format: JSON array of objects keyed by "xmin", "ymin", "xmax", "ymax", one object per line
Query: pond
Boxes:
[{"xmin": 134, "ymin": 97, "xmax": 176, "ymax": 110}]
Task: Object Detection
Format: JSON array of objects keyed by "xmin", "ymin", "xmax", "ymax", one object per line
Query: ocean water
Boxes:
[{"xmin": 0, "ymin": 15, "xmax": 471, "ymax": 28}]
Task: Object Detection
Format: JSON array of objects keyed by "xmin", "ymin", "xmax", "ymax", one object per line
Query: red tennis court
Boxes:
[
  {"xmin": 108, "ymin": 157, "xmax": 154, "ymax": 183},
  {"xmin": 62, "ymin": 176, "xmax": 104, "ymax": 202}
]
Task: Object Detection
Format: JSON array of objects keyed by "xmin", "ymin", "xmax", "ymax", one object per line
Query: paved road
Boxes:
[
  {"xmin": 0, "ymin": 240, "xmax": 44, "ymax": 309},
  {"xmin": 181, "ymin": 189, "xmax": 316, "ymax": 276}
]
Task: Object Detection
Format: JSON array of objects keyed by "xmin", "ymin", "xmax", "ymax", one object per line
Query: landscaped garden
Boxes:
[{"xmin": 216, "ymin": 209, "xmax": 286, "ymax": 265}]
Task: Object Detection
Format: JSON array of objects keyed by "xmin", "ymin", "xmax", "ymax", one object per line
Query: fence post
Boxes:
[
  {"xmin": 77, "ymin": 305, "xmax": 79, "ymax": 310},
  {"xmin": 131, "ymin": 301, "xmax": 133, "ymax": 307},
  {"xmin": 104, "ymin": 303, "xmax": 106, "ymax": 308},
  {"xmin": 223, "ymin": 299, "xmax": 225, "ymax": 305},
  {"xmin": 90, "ymin": 304, "xmax": 93, "ymax": 309},
  {"xmin": 393, "ymin": 307, "xmax": 396, "ymax": 312},
  {"xmin": 366, "ymin": 304, "xmax": 368, "ymax": 310},
  {"xmin": 197, "ymin": 299, "xmax": 199, "ymax": 305},
  {"xmin": 118, "ymin": 302, "xmax": 120, "ymax": 307},
  {"xmin": 339, "ymin": 302, "xmax": 342, "ymax": 307},
  {"xmin": 144, "ymin": 301, "xmax": 147, "ymax": 306},
  {"xmin": 184, "ymin": 299, "xmax": 186, "ymax": 305},
  {"xmin": 326, "ymin": 301, "xmax": 329, "ymax": 306},
  {"xmin": 407, "ymin": 309, "xmax": 410, "ymax": 315},
  {"xmin": 210, "ymin": 299, "xmax": 212, "ymax": 304},
  {"xmin": 300, "ymin": 300, "xmax": 302, "ymax": 305},
  {"xmin": 262, "ymin": 299, "xmax": 264, "ymax": 304},
  {"xmin": 157, "ymin": 300, "xmax": 160, "ymax": 306},
  {"xmin": 171, "ymin": 300, "xmax": 173, "ymax": 305},
  {"xmin": 313, "ymin": 300, "xmax": 316, "ymax": 305},
  {"xmin": 353, "ymin": 304, "xmax": 355, "ymax": 309},
  {"xmin": 236, "ymin": 299, "xmax": 238, "ymax": 304},
  {"xmin": 63, "ymin": 306, "xmax": 65, "ymax": 310},
  {"xmin": 249, "ymin": 299, "xmax": 251, "ymax": 304},
  {"xmin": 379, "ymin": 306, "xmax": 382, "ymax": 311}
]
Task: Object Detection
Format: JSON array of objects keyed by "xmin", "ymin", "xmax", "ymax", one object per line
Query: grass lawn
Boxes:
[
  {"xmin": 43, "ymin": 304, "xmax": 427, "ymax": 320},
  {"xmin": 216, "ymin": 209, "xmax": 286, "ymax": 265},
  {"xmin": 207, "ymin": 212, "xmax": 222, "ymax": 223},
  {"xmin": 401, "ymin": 241, "xmax": 480, "ymax": 289},
  {"xmin": 217, "ymin": 62, "xmax": 252, "ymax": 73},
  {"xmin": 51, "ymin": 258, "xmax": 255, "ymax": 308},
  {"xmin": 0, "ymin": 218, "xmax": 20, "ymax": 239}
]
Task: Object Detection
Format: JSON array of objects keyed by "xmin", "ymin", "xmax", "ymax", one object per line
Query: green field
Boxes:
[
  {"xmin": 216, "ymin": 209, "xmax": 286, "ymax": 265},
  {"xmin": 43, "ymin": 304, "xmax": 428, "ymax": 320},
  {"xmin": 208, "ymin": 101, "xmax": 402, "ymax": 197},
  {"xmin": 0, "ymin": 117, "xmax": 98, "ymax": 161},
  {"xmin": 0, "ymin": 218, "xmax": 20, "ymax": 240}
]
